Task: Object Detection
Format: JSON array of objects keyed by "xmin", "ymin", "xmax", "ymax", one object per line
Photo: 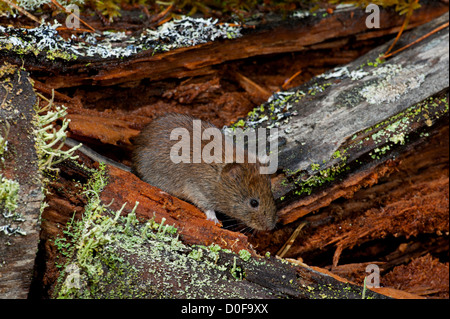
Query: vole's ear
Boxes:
[{"xmin": 221, "ymin": 163, "xmax": 243, "ymax": 181}]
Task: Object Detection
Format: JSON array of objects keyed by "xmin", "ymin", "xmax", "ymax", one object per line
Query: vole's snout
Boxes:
[
  {"xmin": 265, "ymin": 216, "xmax": 277, "ymax": 231},
  {"xmin": 252, "ymin": 211, "xmax": 277, "ymax": 231}
]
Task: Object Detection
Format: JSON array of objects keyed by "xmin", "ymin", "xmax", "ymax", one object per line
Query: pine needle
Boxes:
[
  {"xmin": 276, "ymin": 221, "xmax": 307, "ymax": 258},
  {"xmin": 1, "ymin": 0, "xmax": 41, "ymax": 24},
  {"xmin": 50, "ymin": 0, "xmax": 96, "ymax": 33},
  {"xmin": 383, "ymin": 0, "xmax": 419, "ymax": 57},
  {"xmin": 382, "ymin": 21, "xmax": 449, "ymax": 59}
]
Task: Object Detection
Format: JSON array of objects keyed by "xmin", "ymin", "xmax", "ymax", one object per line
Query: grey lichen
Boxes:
[
  {"xmin": 228, "ymin": 90, "xmax": 304, "ymax": 131},
  {"xmin": 359, "ymin": 64, "xmax": 425, "ymax": 105},
  {"xmin": 0, "ymin": 16, "xmax": 242, "ymax": 61},
  {"xmin": 291, "ymin": 91, "xmax": 448, "ymax": 196},
  {"xmin": 0, "ymin": 174, "xmax": 19, "ymax": 215}
]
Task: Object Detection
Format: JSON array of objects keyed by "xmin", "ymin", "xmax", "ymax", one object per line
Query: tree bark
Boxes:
[
  {"xmin": 0, "ymin": 63, "xmax": 43, "ymax": 298},
  {"xmin": 268, "ymin": 12, "xmax": 449, "ymax": 225}
]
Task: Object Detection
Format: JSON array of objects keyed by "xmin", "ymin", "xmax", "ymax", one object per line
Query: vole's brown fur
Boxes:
[{"xmin": 132, "ymin": 113, "xmax": 277, "ymax": 231}]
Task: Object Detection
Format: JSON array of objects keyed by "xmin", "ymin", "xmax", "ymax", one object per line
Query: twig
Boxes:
[
  {"xmin": 362, "ymin": 277, "xmax": 367, "ymax": 299},
  {"xmin": 1, "ymin": 0, "xmax": 41, "ymax": 24},
  {"xmin": 281, "ymin": 70, "xmax": 302, "ymax": 90},
  {"xmin": 55, "ymin": 27, "xmax": 93, "ymax": 33},
  {"xmin": 150, "ymin": 3, "xmax": 173, "ymax": 24},
  {"xmin": 381, "ymin": 21, "xmax": 449, "ymax": 59},
  {"xmin": 49, "ymin": 0, "xmax": 96, "ymax": 33},
  {"xmin": 276, "ymin": 221, "xmax": 307, "ymax": 258},
  {"xmin": 235, "ymin": 72, "xmax": 271, "ymax": 102},
  {"xmin": 383, "ymin": 0, "xmax": 419, "ymax": 57},
  {"xmin": 140, "ymin": 4, "xmax": 151, "ymax": 19},
  {"xmin": 156, "ymin": 15, "xmax": 173, "ymax": 27}
]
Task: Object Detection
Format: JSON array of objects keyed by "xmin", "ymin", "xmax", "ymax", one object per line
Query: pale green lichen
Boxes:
[
  {"xmin": 0, "ymin": 174, "xmax": 25, "ymax": 236},
  {"xmin": 0, "ymin": 121, "xmax": 10, "ymax": 164},
  {"xmin": 55, "ymin": 205, "xmax": 263, "ymax": 297},
  {"xmin": 238, "ymin": 249, "xmax": 252, "ymax": 262},
  {"xmin": 52, "ymin": 162, "xmax": 270, "ymax": 298},
  {"xmin": 0, "ymin": 174, "xmax": 20, "ymax": 216},
  {"xmin": 52, "ymin": 165, "xmax": 382, "ymax": 298},
  {"xmin": 292, "ymin": 160, "xmax": 350, "ymax": 196},
  {"xmin": 354, "ymin": 92, "xmax": 448, "ymax": 163},
  {"xmin": 33, "ymin": 92, "xmax": 81, "ymax": 172},
  {"xmin": 280, "ymin": 91, "xmax": 448, "ymax": 200}
]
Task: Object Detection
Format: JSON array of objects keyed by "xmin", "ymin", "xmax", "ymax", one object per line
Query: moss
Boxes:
[{"xmin": 238, "ymin": 249, "xmax": 252, "ymax": 262}]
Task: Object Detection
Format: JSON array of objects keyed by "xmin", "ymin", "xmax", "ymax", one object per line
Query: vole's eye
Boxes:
[{"xmin": 250, "ymin": 199, "xmax": 259, "ymax": 208}]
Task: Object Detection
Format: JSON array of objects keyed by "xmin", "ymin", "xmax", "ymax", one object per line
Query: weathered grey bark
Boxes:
[
  {"xmin": 256, "ymin": 13, "xmax": 450, "ymax": 224},
  {"xmin": 0, "ymin": 63, "xmax": 43, "ymax": 298}
]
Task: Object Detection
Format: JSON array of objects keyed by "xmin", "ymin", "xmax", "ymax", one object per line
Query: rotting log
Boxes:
[
  {"xmin": 35, "ymin": 150, "xmax": 419, "ymax": 299},
  {"xmin": 259, "ymin": 12, "xmax": 450, "ymax": 225},
  {"xmin": 41, "ymin": 159, "xmax": 391, "ymax": 299},
  {"xmin": 0, "ymin": 63, "xmax": 43, "ymax": 298},
  {"xmin": 253, "ymin": 124, "xmax": 448, "ymax": 297},
  {"xmin": 100, "ymin": 165, "xmax": 253, "ymax": 254},
  {"xmin": 28, "ymin": 2, "xmax": 448, "ymax": 166},
  {"xmin": 4, "ymin": 2, "xmax": 447, "ymax": 89}
]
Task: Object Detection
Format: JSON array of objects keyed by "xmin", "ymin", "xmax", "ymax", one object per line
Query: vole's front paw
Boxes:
[{"xmin": 205, "ymin": 210, "xmax": 220, "ymax": 224}]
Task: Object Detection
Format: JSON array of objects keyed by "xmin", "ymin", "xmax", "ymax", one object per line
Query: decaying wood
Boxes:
[
  {"xmin": 270, "ymin": 12, "xmax": 449, "ymax": 225},
  {"xmin": 101, "ymin": 165, "xmax": 253, "ymax": 253},
  {"xmin": 32, "ymin": 152, "xmax": 393, "ymax": 299},
  {"xmin": 0, "ymin": 63, "xmax": 43, "ymax": 298},
  {"xmin": 44, "ymin": 162, "xmax": 393, "ymax": 299},
  {"xmin": 7, "ymin": 2, "xmax": 446, "ymax": 89},
  {"xmin": 265, "ymin": 124, "xmax": 449, "ymax": 268}
]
